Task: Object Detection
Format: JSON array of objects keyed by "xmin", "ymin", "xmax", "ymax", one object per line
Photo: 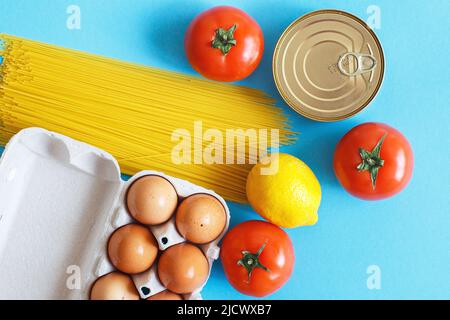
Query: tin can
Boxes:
[{"xmin": 273, "ymin": 9, "xmax": 385, "ymax": 122}]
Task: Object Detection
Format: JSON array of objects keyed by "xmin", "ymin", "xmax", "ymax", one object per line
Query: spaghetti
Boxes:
[{"xmin": 0, "ymin": 34, "xmax": 295, "ymax": 203}]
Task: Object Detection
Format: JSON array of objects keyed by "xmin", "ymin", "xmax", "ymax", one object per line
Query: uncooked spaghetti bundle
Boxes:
[{"xmin": 0, "ymin": 34, "xmax": 295, "ymax": 202}]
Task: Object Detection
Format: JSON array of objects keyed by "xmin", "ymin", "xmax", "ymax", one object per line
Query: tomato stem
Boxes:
[
  {"xmin": 237, "ymin": 242, "xmax": 270, "ymax": 283},
  {"xmin": 357, "ymin": 133, "xmax": 387, "ymax": 189},
  {"xmin": 212, "ymin": 24, "xmax": 237, "ymax": 55}
]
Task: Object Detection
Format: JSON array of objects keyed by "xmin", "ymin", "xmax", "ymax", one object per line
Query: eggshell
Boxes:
[
  {"xmin": 157, "ymin": 243, "xmax": 209, "ymax": 294},
  {"xmin": 90, "ymin": 272, "xmax": 140, "ymax": 300},
  {"xmin": 126, "ymin": 175, "xmax": 178, "ymax": 225},
  {"xmin": 147, "ymin": 290, "xmax": 183, "ymax": 300},
  {"xmin": 108, "ymin": 224, "xmax": 158, "ymax": 274},
  {"xmin": 176, "ymin": 194, "xmax": 226, "ymax": 244}
]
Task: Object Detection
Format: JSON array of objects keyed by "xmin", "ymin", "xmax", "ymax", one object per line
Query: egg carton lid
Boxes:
[{"xmin": 0, "ymin": 128, "xmax": 230, "ymax": 300}]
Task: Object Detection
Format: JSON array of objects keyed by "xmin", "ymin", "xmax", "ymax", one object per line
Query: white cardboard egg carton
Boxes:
[{"xmin": 0, "ymin": 128, "xmax": 230, "ymax": 300}]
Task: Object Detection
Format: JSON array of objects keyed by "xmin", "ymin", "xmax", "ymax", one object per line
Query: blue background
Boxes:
[{"xmin": 1, "ymin": 0, "xmax": 449, "ymax": 299}]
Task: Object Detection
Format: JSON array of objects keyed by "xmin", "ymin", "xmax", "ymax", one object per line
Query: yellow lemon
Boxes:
[{"xmin": 246, "ymin": 153, "xmax": 321, "ymax": 228}]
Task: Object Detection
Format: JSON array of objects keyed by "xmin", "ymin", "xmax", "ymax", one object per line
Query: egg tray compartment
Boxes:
[
  {"xmin": 90, "ymin": 172, "xmax": 230, "ymax": 300},
  {"xmin": 0, "ymin": 128, "xmax": 230, "ymax": 300}
]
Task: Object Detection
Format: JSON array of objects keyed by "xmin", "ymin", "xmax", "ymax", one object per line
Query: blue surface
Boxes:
[{"xmin": 1, "ymin": 0, "xmax": 449, "ymax": 299}]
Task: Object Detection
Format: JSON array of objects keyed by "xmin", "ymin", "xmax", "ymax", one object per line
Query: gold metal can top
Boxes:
[{"xmin": 273, "ymin": 10, "xmax": 385, "ymax": 122}]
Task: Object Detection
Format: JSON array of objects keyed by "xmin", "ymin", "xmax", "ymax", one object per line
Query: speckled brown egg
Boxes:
[
  {"xmin": 147, "ymin": 290, "xmax": 183, "ymax": 300},
  {"xmin": 126, "ymin": 175, "xmax": 178, "ymax": 225},
  {"xmin": 90, "ymin": 272, "xmax": 140, "ymax": 300},
  {"xmin": 175, "ymin": 194, "xmax": 226, "ymax": 244},
  {"xmin": 157, "ymin": 243, "xmax": 209, "ymax": 294},
  {"xmin": 108, "ymin": 224, "xmax": 158, "ymax": 274}
]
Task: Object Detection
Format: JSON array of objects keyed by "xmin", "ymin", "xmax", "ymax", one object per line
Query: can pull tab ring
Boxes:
[{"xmin": 338, "ymin": 52, "xmax": 377, "ymax": 77}]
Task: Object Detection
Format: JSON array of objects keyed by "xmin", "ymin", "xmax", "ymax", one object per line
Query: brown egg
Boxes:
[
  {"xmin": 127, "ymin": 175, "xmax": 178, "ymax": 225},
  {"xmin": 108, "ymin": 224, "xmax": 158, "ymax": 274},
  {"xmin": 147, "ymin": 290, "xmax": 183, "ymax": 300},
  {"xmin": 157, "ymin": 243, "xmax": 209, "ymax": 294},
  {"xmin": 176, "ymin": 194, "xmax": 226, "ymax": 244},
  {"xmin": 90, "ymin": 272, "xmax": 139, "ymax": 300}
]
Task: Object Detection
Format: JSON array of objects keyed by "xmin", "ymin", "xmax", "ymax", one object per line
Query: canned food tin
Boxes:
[{"xmin": 273, "ymin": 10, "xmax": 385, "ymax": 121}]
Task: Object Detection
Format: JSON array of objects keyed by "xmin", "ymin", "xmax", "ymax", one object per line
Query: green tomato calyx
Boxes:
[
  {"xmin": 357, "ymin": 133, "xmax": 387, "ymax": 189},
  {"xmin": 212, "ymin": 24, "xmax": 237, "ymax": 55},
  {"xmin": 237, "ymin": 242, "xmax": 270, "ymax": 283}
]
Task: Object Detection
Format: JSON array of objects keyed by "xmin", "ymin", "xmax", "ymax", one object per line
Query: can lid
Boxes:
[{"xmin": 273, "ymin": 10, "xmax": 385, "ymax": 122}]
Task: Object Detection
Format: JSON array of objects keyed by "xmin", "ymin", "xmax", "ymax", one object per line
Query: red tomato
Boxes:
[
  {"xmin": 334, "ymin": 122, "xmax": 414, "ymax": 200},
  {"xmin": 185, "ymin": 6, "xmax": 264, "ymax": 82},
  {"xmin": 220, "ymin": 220, "xmax": 294, "ymax": 297}
]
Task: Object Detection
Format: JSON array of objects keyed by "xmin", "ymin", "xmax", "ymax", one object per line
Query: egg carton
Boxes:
[{"xmin": 0, "ymin": 128, "xmax": 230, "ymax": 300}]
